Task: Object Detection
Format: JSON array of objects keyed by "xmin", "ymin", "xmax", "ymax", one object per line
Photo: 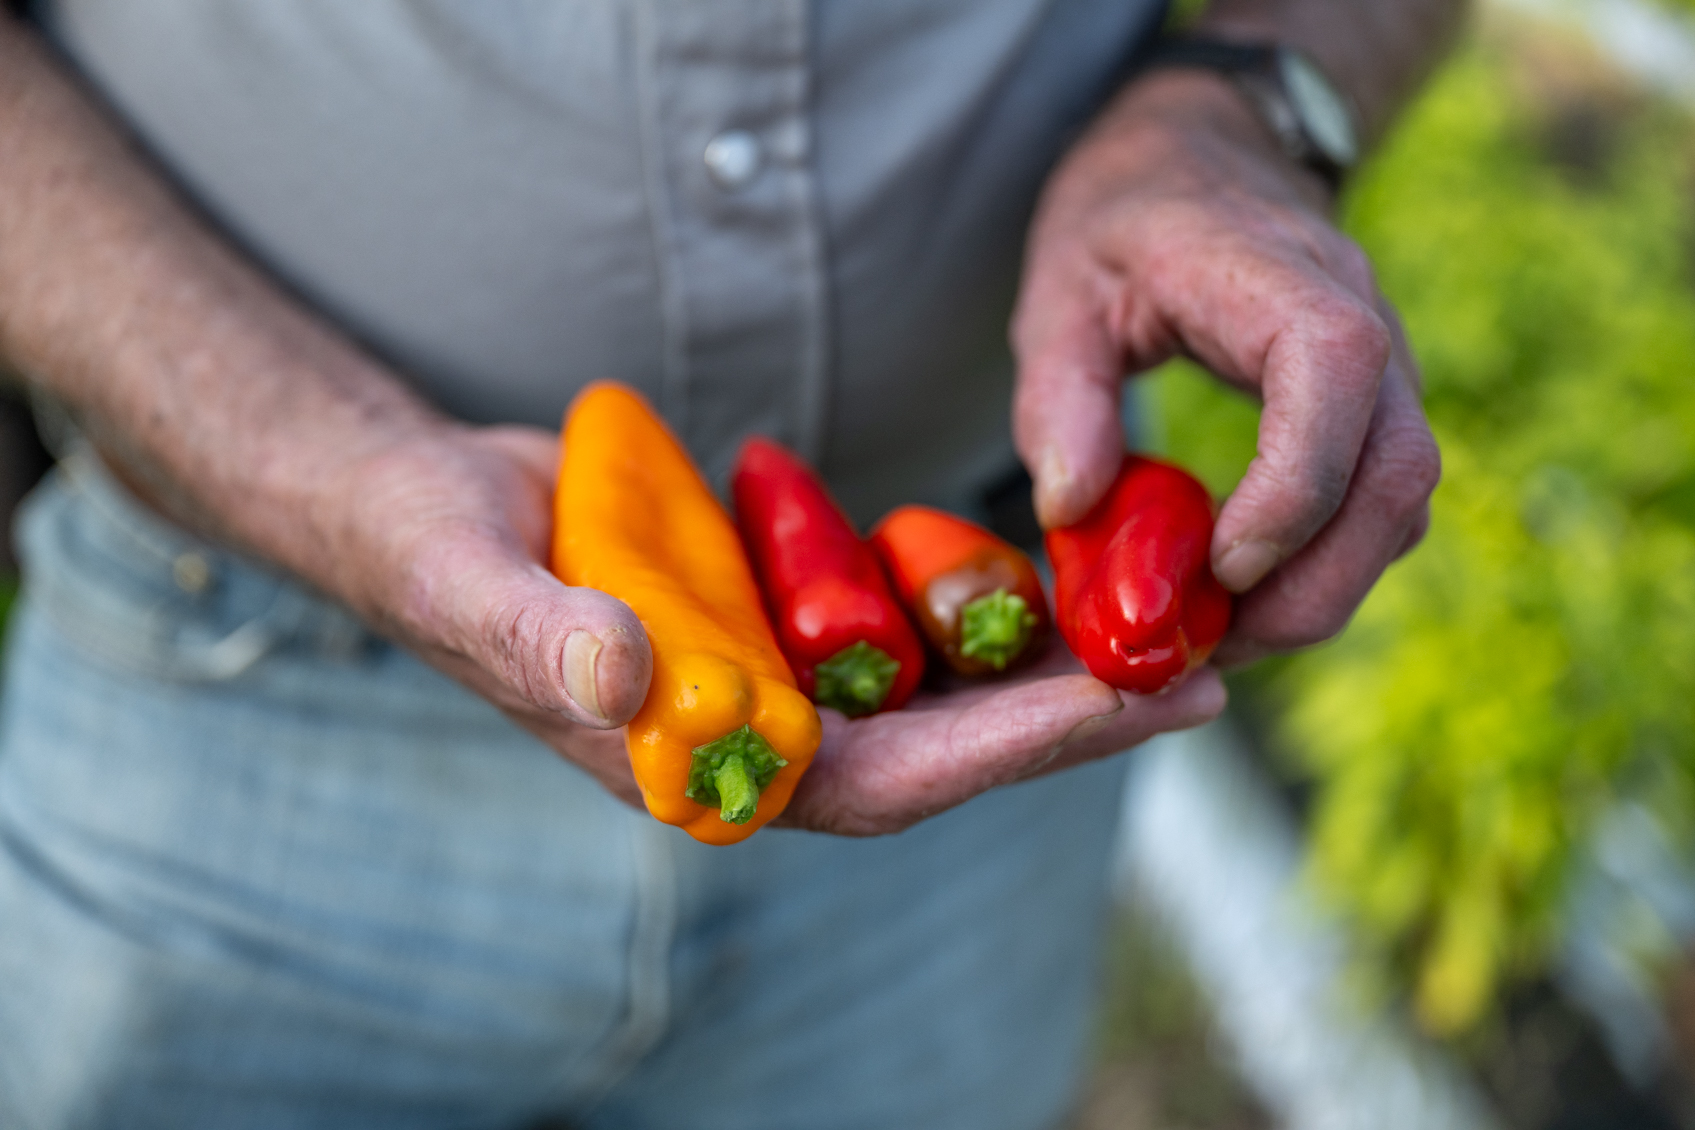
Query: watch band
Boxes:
[
  {"xmin": 1145, "ymin": 37, "xmax": 1279, "ymax": 75},
  {"xmin": 1143, "ymin": 36, "xmax": 1356, "ymax": 191}
]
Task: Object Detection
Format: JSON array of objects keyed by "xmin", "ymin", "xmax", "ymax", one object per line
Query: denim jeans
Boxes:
[{"xmin": 0, "ymin": 458, "xmax": 1127, "ymax": 1130}]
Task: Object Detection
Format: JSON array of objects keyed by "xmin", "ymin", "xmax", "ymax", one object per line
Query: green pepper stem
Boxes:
[
  {"xmin": 713, "ymin": 753, "xmax": 758, "ymax": 824},
  {"xmin": 958, "ymin": 588, "xmax": 1037, "ymax": 671},
  {"xmin": 685, "ymin": 725, "xmax": 789, "ymax": 825},
  {"xmin": 813, "ymin": 640, "xmax": 901, "ymax": 718}
]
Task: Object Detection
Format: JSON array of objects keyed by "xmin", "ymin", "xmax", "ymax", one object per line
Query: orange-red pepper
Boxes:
[
  {"xmin": 551, "ymin": 382, "xmax": 821, "ymax": 845},
  {"xmin": 870, "ymin": 506, "xmax": 1051, "ymax": 676}
]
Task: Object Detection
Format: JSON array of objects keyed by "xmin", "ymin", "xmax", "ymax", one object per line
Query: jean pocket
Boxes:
[{"xmin": 15, "ymin": 455, "xmax": 368, "ymax": 682}]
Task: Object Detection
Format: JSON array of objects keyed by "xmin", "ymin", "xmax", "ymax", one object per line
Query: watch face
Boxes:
[{"xmin": 1279, "ymin": 50, "xmax": 1359, "ymax": 168}]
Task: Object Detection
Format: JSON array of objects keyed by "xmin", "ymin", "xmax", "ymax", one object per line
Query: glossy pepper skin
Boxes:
[
  {"xmin": 732, "ymin": 438, "xmax": 926, "ymax": 718},
  {"xmin": 552, "ymin": 382, "xmax": 821, "ymax": 846},
  {"xmin": 870, "ymin": 506, "xmax": 1051, "ymax": 677},
  {"xmin": 1046, "ymin": 454, "xmax": 1233, "ymax": 695}
]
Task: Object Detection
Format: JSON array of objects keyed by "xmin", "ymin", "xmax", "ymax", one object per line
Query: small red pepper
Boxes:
[
  {"xmin": 870, "ymin": 506, "xmax": 1051, "ymax": 677},
  {"xmin": 732, "ymin": 438, "xmax": 926, "ymax": 717},
  {"xmin": 1046, "ymin": 454, "xmax": 1233, "ymax": 695}
]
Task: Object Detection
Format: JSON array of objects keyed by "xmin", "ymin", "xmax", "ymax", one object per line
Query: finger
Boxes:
[
  {"xmin": 784, "ymin": 674, "xmax": 1121, "ymax": 835},
  {"xmin": 1044, "ymin": 666, "xmax": 1227, "ymax": 773},
  {"xmin": 782, "ymin": 668, "xmax": 1223, "ymax": 837},
  {"xmin": 1012, "ymin": 268, "xmax": 1131, "ymax": 530},
  {"xmin": 1208, "ymin": 277, "xmax": 1391, "ymax": 592},
  {"xmin": 1213, "ymin": 352, "xmax": 1439, "ymax": 665}
]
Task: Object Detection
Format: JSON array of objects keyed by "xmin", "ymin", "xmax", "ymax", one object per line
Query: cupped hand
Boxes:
[
  {"xmin": 292, "ymin": 422, "xmax": 1225, "ymax": 832},
  {"xmin": 1011, "ymin": 69, "xmax": 1441, "ymax": 665}
]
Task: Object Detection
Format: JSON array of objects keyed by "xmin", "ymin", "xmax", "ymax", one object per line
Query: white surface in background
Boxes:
[
  {"xmin": 1493, "ymin": 0, "xmax": 1695, "ymax": 104},
  {"xmin": 1117, "ymin": 722, "xmax": 1500, "ymax": 1130},
  {"xmin": 1559, "ymin": 803, "xmax": 1695, "ymax": 1084}
]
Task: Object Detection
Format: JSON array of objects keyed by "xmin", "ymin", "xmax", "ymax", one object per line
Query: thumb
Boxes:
[
  {"xmin": 417, "ymin": 537, "xmax": 654, "ymax": 730},
  {"xmin": 1012, "ymin": 278, "xmax": 1128, "ymax": 530}
]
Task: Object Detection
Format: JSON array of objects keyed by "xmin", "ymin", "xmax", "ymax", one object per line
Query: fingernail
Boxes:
[
  {"xmin": 1034, "ymin": 446, "xmax": 1073, "ymax": 528},
  {"xmin": 1215, "ymin": 539, "xmax": 1280, "ymax": 593},
  {"xmin": 563, "ymin": 630, "xmax": 607, "ymax": 722},
  {"xmin": 1060, "ymin": 707, "xmax": 1122, "ymax": 749}
]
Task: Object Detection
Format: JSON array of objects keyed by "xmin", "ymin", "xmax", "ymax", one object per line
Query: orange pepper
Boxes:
[{"xmin": 551, "ymin": 382, "xmax": 821, "ymax": 845}]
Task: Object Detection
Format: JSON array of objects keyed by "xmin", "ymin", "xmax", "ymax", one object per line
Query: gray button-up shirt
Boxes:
[{"xmin": 39, "ymin": 0, "xmax": 1165, "ymax": 525}]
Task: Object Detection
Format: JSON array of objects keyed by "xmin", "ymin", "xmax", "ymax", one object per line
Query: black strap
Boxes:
[{"xmin": 1142, "ymin": 37, "xmax": 1277, "ymax": 76}]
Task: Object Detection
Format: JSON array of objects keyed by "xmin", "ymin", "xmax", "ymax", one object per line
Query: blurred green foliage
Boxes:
[{"xmin": 1143, "ymin": 23, "xmax": 1695, "ymax": 1036}]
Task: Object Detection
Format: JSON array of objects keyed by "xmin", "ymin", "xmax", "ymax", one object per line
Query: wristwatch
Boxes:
[{"xmin": 1143, "ymin": 37, "xmax": 1360, "ymax": 189}]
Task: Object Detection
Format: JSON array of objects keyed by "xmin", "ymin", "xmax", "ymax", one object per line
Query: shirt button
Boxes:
[
  {"xmin": 172, "ymin": 551, "xmax": 212, "ymax": 594},
  {"xmin": 703, "ymin": 129, "xmax": 762, "ymax": 191}
]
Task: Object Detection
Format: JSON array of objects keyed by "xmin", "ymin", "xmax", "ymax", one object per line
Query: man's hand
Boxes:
[
  {"xmin": 312, "ymin": 423, "xmax": 653, "ymax": 799},
  {"xmin": 1012, "ymin": 68, "xmax": 1441, "ymax": 664},
  {"xmin": 363, "ymin": 423, "xmax": 1223, "ymax": 831}
]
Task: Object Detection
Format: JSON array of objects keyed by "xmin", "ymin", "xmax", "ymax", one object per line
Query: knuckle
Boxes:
[
  {"xmin": 1271, "ymin": 296, "xmax": 1392, "ymax": 404},
  {"xmin": 1319, "ymin": 301, "xmax": 1393, "ymax": 378},
  {"xmin": 481, "ymin": 596, "xmax": 547, "ymax": 696},
  {"xmin": 474, "ymin": 584, "xmax": 580, "ymax": 710},
  {"xmin": 1372, "ymin": 428, "xmax": 1443, "ymax": 516},
  {"xmin": 1290, "ymin": 291, "xmax": 1391, "ymax": 385}
]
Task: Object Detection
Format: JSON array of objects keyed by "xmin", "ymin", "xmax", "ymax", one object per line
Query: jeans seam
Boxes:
[{"xmin": 579, "ymin": 818, "xmax": 678, "ymax": 1107}]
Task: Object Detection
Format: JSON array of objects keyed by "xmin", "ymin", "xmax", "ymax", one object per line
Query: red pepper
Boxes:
[
  {"xmin": 870, "ymin": 506, "xmax": 1051, "ymax": 677},
  {"xmin": 1046, "ymin": 454, "xmax": 1232, "ymax": 695},
  {"xmin": 732, "ymin": 438, "xmax": 926, "ymax": 718}
]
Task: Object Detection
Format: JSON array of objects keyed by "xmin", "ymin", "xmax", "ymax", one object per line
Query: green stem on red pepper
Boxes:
[
  {"xmin": 733, "ymin": 438, "xmax": 926, "ymax": 717},
  {"xmin": 870, "ymin": 506, "xmax": 1051, "ymax": 678},
  {"xmin": 813, "ymin": 640, "xmax": 902, "ymax": 718},
  {"xmin": 958, "ymin": 589, "xmax": 1039, "ymax": 671}
]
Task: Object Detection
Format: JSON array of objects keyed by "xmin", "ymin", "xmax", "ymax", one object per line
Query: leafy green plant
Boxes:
[{"xmin": 1144, "ymin": 25, "xmax": 1695, "ymax": 1035}]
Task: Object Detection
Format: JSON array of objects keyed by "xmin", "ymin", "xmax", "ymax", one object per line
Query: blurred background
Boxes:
[
  {"xmin": 4, "ymin": 0, "xmax": 1695, "ymax": 1126},
  {"xmin": 1080, "ymin": 0, "xmax": 1695, "ymax": 1125}
]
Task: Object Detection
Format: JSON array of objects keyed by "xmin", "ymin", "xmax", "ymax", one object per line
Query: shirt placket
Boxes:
[{"xmin": 634, "ymin": 0, "xmax": 829, "ymax": 482}]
